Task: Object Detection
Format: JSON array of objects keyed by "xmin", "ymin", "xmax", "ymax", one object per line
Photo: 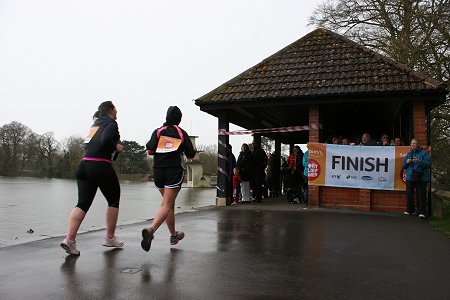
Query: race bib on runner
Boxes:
[
  {"xmin": 84, "ymin": 126, "xmax": 99, "ymax": 143},
  {"xmin": 156, "ymin": 135, "xmax": 182, "ymax": 153}
]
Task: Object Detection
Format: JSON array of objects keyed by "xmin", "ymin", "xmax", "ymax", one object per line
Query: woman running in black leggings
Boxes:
[
  {"xmin": 60, "ymin": 101, "xmax": 124, "ymax": 256},
  {"xmin": 141, "ymin": 106, "xmax": 196, "ymax": 252}
]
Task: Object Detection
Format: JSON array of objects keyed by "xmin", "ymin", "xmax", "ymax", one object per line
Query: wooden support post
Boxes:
[
  {"xmin": 275, "ymin": 141, "xmax": 281, "ymax": 157},
  {"xmin": 217, "ymin": 114, "xmax": 229, "ymax": 206}
]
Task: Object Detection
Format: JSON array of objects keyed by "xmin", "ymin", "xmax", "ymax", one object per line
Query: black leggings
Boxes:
[{"xmin": 76, "ymin": 160, "xmax": 120, "ymax": 213}]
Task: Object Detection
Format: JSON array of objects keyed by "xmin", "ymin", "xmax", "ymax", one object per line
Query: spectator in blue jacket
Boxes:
[
  {"xmin": 302, "ymin": 143, "xmax": 310, "ymax": 205},
  {"xmin": 402, "ymin": 138, "xmax": 431, "ymax": 219}
]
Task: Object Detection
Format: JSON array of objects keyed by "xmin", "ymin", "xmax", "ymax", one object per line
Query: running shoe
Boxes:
[
  {"xmin": 418, "ymin": 214, "xmax": 426, "ymax": 219},
  {"xmin": 170, "ymin": 231, "xmax": 185, "ymax": 245},
  {"xmin": 403, "ymin": 211, "xmax": 412, "ymax": 215},
  {"xmin": 60, "ymin": 237, "xmax": 80, "ymax": 256},
  {"xmin": 141, "ymin": 228, "xmax": 154, "ymax": 252},
  {"xmin": 102, "ymin": 236, "xmax": 124, "ymax": 248}
]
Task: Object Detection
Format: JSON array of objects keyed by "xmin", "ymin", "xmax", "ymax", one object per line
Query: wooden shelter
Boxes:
[{"xmin": 195, "ymin": 28, "xmax": 448, "ymax": 211}]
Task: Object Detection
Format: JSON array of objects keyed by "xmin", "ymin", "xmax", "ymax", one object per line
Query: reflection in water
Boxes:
[
  {"xmin": 165, "ymin": 248, "xmax": 181, "ymax": 283},
  {"xmin": 100, "ymin": 249, "xmax": 123, "ymax": 300},
  {"xmin": 60, "ymin": 249, "xmax": 124, "ymax": 300},
  {"xmin": 216, "ymin": 210, "xmax": 309, "ymax": 256},
  {"xmin": 60, "ymin": 255, "xmax": 90, "ymax": 300},
  {"xmin": 60, "ymin": 255, "xmax": 80, "ymax": 274},
  {"xmin": 141, "ymin": 263, "xmax": 151, "ymax": 283},
  {"xmin": 139, "ymin": 248, "xmax": 182, "ymax": 298}
]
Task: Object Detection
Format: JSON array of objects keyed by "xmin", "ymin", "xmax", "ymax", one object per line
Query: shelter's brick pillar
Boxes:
[
  {"xmin": 309, "ymin": 104, "xmax": 319, "ymax": 142},
  {"xmin": 309, "ymin": 104, "xmax": 320, "ymax": 207},
  {"xmin": 412, "ymin": 100, "xmax": 430, "ymax": 216},
  {"xmin": 412, "ymin": 100, "xmax": 427, "ymax": 145}
]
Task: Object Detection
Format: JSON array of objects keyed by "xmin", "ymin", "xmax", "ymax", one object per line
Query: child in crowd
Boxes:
[
  {"xmin": 380, "ymin": 133, "xmax": 390, "ymax": 146},
  {"xmin": 392, "ymin": 137, "xmax": 403, "ymax": 146},
  {"xmin": 283, "ymin": 167, "xmax": 300, "ymax": 203},
  {"xmin": 331, "ymin": 136, "xmax": 340, "ymax": 144},
  {"xmin": 288, "ymin": 151, "xmax": 296, "ymax": 172},
  {"xmin": 232, "ymin": 167, "xmax": 241, "ymax": 205}
]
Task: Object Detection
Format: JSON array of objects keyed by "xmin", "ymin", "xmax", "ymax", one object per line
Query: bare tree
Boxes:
[
  {"xmin": 309, "ymin": 0, "xmax": 449, "ymax": 77},
  {"xmin": 198, "ymin": 144, "xmax": 218, "ymax": 175},
  {"xmin": 21, "ymin": 132, "xmax": 41, "ymax": 172},
  {"xmin": 60, "ymin": 135, "xmax": 84, "ymax": 178},
  {"xmin": 38, "ymin": 132, "xmax": 60, "ymax": 177},
  {"xmin": 0, "ymin": 121, "xmax": 32, "ymax": 175},
  {"xmin": 261, "ymin": 136, "xmax": 274, "ymax": 154}
]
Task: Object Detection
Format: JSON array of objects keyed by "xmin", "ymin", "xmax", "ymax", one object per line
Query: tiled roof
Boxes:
[{"xmin": 196, "ymin": 28, "xmax": 446, "ymax": 104}]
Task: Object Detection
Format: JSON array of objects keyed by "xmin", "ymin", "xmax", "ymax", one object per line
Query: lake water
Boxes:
[{"xmin": 0, "ymin": 176, "xmax": 216, "ymax": 247}]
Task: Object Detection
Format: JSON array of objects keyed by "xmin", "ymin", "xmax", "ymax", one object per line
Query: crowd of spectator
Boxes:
[
  {"xmin": 327, "ymin": 133, "xmax": 404, "ymax": 146},
  {"xmin": 225, "ymin": 132, "xmax": 410, "ymax": 207}
]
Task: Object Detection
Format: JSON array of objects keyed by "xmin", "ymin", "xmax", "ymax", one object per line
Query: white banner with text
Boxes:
[{"xmin": 307, "ymin": 143, "xmax": 415, "ymax": 191}]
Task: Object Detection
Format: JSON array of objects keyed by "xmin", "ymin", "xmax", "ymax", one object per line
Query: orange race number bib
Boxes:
[
  {"xmin": 84, "ymin": 126, "xmax": 99, "ymax": 143},
  {"xmin": 156, "ymin": 135, "xmax": 182, "ymax": 153}
]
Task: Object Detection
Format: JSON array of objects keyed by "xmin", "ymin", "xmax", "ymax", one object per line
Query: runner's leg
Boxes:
[
  {"xmin": 151, "ymin": 187, "xmax": 180, "ymax": 233},
  {"xmin": 67, "ymin": 207, "xmax": 86, "ymax": 241}
]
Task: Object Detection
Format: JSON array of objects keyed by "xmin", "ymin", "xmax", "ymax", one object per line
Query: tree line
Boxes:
[{"xmin": 0, "ymin": 121, "xmax": 219, "ymax": 179}]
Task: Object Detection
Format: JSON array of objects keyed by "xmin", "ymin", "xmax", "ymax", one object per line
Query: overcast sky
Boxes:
[{"xmin": 0, "ymin": 0, "xmax": 321, "ymax": 154}]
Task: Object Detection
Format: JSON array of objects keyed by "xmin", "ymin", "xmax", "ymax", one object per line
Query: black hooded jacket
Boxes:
[
  {"xmin": 146, "ymin": 106, "xmax": 196, "ymax": 168},
  {"xmin": 83, "ymin": 116, "xmax": 120, "ymax": 160}
]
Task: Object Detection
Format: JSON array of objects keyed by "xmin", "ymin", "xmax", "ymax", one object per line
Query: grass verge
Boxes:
[{"xmin": 429, "ymin": 197, "xmax": 450, "ymax": 237}]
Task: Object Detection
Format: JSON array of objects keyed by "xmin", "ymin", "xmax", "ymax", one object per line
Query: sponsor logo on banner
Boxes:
[
  {"xmin": 308, "ymin": 159, "xmax": 321, "ymax": 181},
  {"xmin": 308, "ymin": 143, "xmax": 327, "ymax": 185},
  {"xmin": 309, "ymin": 149, "xmax": 324, "ymax": 157},
  {"xmin": 379, "ymin": 176, "xmax": 388, "ymax": 182},
  {"xmin": 394, "ymin": 146, "xmax": 411, "ymax": 190}
]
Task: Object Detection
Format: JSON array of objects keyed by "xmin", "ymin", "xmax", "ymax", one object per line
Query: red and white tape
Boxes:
[{"xmin": 218, "ymin": 124, "xmax": 321, "ymax": 135}]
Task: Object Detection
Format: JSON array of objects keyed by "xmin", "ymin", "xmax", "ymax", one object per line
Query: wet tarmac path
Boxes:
[{"xmin": 1, "ymin": 202, "xmax": 449, "ymax": 299}]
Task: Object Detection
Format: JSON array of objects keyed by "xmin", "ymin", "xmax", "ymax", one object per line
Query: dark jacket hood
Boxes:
[
  {"xmin": 94, "ymin": 115, "xmax": 115, "ymax": 126},
  {"xmin": 164, "ymin": 106, "xmax": 182, "ymax": 126}
]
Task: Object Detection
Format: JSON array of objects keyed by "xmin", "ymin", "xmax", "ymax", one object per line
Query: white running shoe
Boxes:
[
  {"xmin": 102, "ymin": 236, "xmax": 124, "ymax": 248},
  {"xmin": 60, "ymin": 238, "xmax": 80, "ymax": 256},
  {"xmin": 418, "ymin": 214, "xmax": 426, "ymax": 219}
]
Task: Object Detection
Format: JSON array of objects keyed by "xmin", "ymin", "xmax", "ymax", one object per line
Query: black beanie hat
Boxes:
[{"xmin": 165, "ymin": 106, "xmax": 182, "ymax": 125}]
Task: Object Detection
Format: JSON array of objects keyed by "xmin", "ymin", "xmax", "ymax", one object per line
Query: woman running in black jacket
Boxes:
[
  {"xmin": 61, "ymin": 101, "xmax": 124, "ymax": 256},
  {"xmin": 141, "ymin": 106, "xmax": 196, "ymax": 252}
]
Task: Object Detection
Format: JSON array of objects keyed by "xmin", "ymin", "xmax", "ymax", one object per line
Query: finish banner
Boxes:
[{"xmin": 307, "ymin": 143, "xmax": 413, "ymax": 191}]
